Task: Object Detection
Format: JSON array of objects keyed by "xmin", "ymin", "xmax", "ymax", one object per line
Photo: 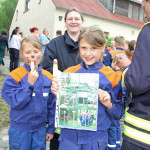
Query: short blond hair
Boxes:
[
  {"xmin": 114, "ymin": 36, "xmax": 125, "ymax": 47},
  {"xmin": 113, "ymin": 53, "xmax": 128, "ymax": 65}
]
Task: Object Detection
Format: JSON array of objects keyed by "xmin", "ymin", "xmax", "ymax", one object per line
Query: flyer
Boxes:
[{"xmin": 55, "ymin": 73, "xmax": 99, "ymax": 131}]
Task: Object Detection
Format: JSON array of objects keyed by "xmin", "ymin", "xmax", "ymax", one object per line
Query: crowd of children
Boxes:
[{"xmin": 1, "ymin": 4, "xmax": 141, "ymax": 150}]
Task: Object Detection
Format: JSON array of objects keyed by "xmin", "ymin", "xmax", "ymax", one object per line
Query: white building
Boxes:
[{"xmin": 10, "ymin": 0, "xmax": 144, "ymax": 40}]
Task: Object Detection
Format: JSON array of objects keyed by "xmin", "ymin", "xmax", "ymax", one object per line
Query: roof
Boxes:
[
  {"xmin": 129, "ymin": 0, "xmax": 142, "ymax": 4},
  {"xmin": 52, "ymin": 0, "xmax": 144, "ymax": 28}
]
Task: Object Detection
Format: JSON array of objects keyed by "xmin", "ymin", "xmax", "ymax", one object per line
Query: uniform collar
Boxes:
[
  {"xmin": 64, "ymin": 31, "xmax": 79, "ymax": 48},
  {"xmin": 24, "ymin": 63, "xmax": 42, "ymax": 74},
  {"xmin": 81, "ymin": 61, "xmax": 103, "ymax": 70},
  {"xmin": 116, "ymin": 47, "xmax": 124, "ymax": 51},
  {"xmin": 114, "ymin": 69, "xmax": 121, "ymax": 71}
]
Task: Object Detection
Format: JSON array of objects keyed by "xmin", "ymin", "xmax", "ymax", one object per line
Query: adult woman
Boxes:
[
  {"xmin": 9, "ymin": 29, "xmax": 20, "ymax": 71},
  {"xmin": 41, "ymin": 7, "xmax": 84, "ymax": 150},
  {"xmin": 42, "ymin": 7, "xmax": 84, "ymax": 74},
  {"xmin": 30, "ymin": 27, "xmax": 40, "ymax": 39},
  {"xmin": 0, "ymin": 30, "xmax": 8, "ymax": 65}
]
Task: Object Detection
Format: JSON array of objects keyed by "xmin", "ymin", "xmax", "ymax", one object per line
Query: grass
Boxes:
[{"xmin": 0, "ymin": 75, "xmax": 10, "ymax": 128}]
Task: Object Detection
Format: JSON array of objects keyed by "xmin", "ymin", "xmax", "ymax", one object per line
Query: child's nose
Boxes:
[{"xmin": 85, "ymin": 49, "xmax": 91, "ymax": 55}]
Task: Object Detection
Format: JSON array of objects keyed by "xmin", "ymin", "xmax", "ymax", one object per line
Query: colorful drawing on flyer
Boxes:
[{"xmin": 57, "ymin": 73, "xmax": 99, "ymax": 131}]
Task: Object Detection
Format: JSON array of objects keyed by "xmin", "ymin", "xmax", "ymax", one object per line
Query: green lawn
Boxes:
[{"xmin": 0, "ymin": 75, "xmax": 10, "ymax": 128}]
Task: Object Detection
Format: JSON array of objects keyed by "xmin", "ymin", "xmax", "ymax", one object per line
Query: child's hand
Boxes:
[
  {"xmin": 98, "ymin": 89, "xmax": 112, "ymax": 109},
  {"xmin": 51, "ymin": 78, "xmax": 59, "ymax": 96},
  {"xmin": 46, "ymin": 134, "xmax": 53, "ymax": 141},
  {"xmin": 28, "ymin": 62, "xmax": 39, "ymax": 85}
]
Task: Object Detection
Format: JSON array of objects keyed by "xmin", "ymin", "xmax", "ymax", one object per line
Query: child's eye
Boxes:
[
  {"xmin": 92, "ymin": 47, "xmax": 96, "ymax": 50},
  {"xmin": 25, "ymin": 51, "xmax": 30, "ymax": 54},
  {"xmin": 81, "ymin": 47, "xmax": 86, "ymax": 50}
]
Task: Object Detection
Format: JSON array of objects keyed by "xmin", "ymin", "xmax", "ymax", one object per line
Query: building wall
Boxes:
[
  {"xmin": 10, "ymin": 0, "xmax": 141, "ymax": 41},
  {"xmin": 83, "ymin": 15, "xmax": 140, "ymax": 41},
  {"xmin": 53, "ymin": 10, "xmax": 141, "ymax": 41},
  {"xmin": 9, "ymin": 0, "xmax": 56, "ymax": 39}
]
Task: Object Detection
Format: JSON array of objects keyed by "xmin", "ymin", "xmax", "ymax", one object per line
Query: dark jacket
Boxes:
[
  {"xmin": 123, "ymin": 22, "xmax": 150, "ymax": 149},
  {"xmin": 41, "ymin": 31, "xmax": 82, "ymax": 74},
  {"xmin": 0, "ymin": 34, "xmax": 8, "ymax": 48}
]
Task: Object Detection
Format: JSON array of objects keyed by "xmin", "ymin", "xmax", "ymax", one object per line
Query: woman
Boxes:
[
  {"xmin": 9, "ymin": 29, "xmax": 20, "ymax": 71},
  {"xmin": 30, "ymin": 27, "xmax": 40, "ymax": 39},
  {"xmin": 41, "ymin": 7, "xmax": 84, "ymax": 150},
  {"xmin": 0, "ymin": 30, "xmax": 8, "ymax": 65}
]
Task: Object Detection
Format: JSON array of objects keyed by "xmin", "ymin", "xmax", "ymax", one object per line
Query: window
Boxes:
[
  {"xmin": 25, "ymin": 0, "xmax": 30, "ymax": 11},
  {"xmin": 128, "ymin": 3, "xmax": 144, "ymax": 21},
  {"xmin": 16, "ymin": 10, "xmax": 18, "ymax": 21}
]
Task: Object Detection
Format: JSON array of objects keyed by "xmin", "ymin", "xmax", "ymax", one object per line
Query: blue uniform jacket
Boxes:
[
  {"xmin": 105, "ymin": 47, "xmax": 125, "ymax": 66},
  {"xmin": 1, "ymin": 64, "xmax": 56, "ymax": 134},
  {"xmin": 41, "ymin": 31, "xmax": 82, "ymax": 74},
  {"xmin": 59, "ymin": 61, "xmax": 124, "ymax": 144}
]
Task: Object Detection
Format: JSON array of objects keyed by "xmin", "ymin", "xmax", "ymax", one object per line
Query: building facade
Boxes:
[{"xmin": 10, "ymin": 0, "xmax": 144, "ymax": 40}]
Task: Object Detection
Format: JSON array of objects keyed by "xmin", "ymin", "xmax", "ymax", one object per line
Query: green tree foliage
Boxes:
[
  {"xmin": 106, "ymin": 37, "xmax": 114, "ymax": 47},
  {"xmin": 0, "ymin": 0, "xmax": 18, "ymax": 34}
]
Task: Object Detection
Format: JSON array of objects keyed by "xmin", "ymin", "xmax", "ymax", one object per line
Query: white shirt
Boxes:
[{"xmin": 8, "ymin": 35, "xmax": 20, "ymax": 50}]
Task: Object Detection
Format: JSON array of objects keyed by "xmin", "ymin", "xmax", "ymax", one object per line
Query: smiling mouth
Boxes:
[{"xmin": 85, "ymin": 58, "xmax": 92, "ymax": 61}]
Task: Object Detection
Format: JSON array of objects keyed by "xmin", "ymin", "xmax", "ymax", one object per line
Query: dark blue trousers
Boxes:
[{"xmin": 9, "ymin": 48, "xmax": 19, "ymax": 71}]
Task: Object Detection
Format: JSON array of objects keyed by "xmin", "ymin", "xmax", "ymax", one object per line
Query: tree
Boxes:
[{"xmin": 0, "ymin": 0, "xmax": 18, "ymax": 34}]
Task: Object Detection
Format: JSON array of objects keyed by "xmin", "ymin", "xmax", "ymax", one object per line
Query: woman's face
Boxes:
[{"xmin": 65, "ymin": 11, "xmax": 83, "ymax": 34}]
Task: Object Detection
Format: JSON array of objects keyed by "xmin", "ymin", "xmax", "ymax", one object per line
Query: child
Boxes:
[
  {"xmin": 1, "ymin": 36, "xmax": 55, "ymax": 150},
  {"xmin": 107, "ymin": 54, "xmax": 126, "ymax": 150},
  {"xmin": 52, "ymin": 26, "xmax": 124, "ymax": 150},
  {"xmin": 105, "ymin": 36, "xmax": 126, "ymax": 67},
  {"xmin": 126, "ymin": 40, "xmax": 136, "ymax": 61}
]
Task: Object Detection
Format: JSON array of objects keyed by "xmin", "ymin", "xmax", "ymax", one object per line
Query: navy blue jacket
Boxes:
[
  {"xmin": 1, "ymin": 64, "xmax": 56, "ymax": 134},
  {"xmin": 59, "ymin": 61, "xmax": 124, "ymax": 144},
  {"xmin": 124, "ymin": 23, "xmax": 150, "ymax": 120},
  {"xmin": 41, "ymin": 31, "xmax": 82, "ymax": 74}
]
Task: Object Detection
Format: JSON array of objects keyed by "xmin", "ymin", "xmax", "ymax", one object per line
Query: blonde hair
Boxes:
[
  {"xmin": 20, "ymin": 36, "xmax": 42, "ymax": 58},
  {"xmin": 114, "ymin": 36, "xmax": 125, "ymax": 47},
  {"xmin": 113, "ymin": 53, "xmax": 128, "ymax": 65}
]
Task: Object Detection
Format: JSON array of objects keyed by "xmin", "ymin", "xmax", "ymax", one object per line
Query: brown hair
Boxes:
[
  {"xmin": 56, "ymin": 30, "xmax": 62, "ymax": 36},
  {"xmin": 114, "ymin": 36, "xmax": 125, "ymax": 47},
  {"xmin": 20, "ymin": 36, "xmax": 42, "ymax": 58},
  {"xmin": 78, "ymin": 26, "xmax": 106, "ymax": 62},
  {"xmin": 64, "ymin": 7, "xmax": 84, "ymax": 21},
  {"xmin": 78, "ymin": 26, "xmax": 106, "ymax": 48},
  {"xmin": 126, "ymin": 40, "xmax": 136, "ymax": 58}
]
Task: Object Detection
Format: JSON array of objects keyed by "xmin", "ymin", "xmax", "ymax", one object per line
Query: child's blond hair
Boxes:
[
  {"xmin": 113, "ymin": 53, "xmax": 128, "ymax": 65},
  {"xmin": 20, "ymin": 36, "xmax": 42, "ymax": 59},
  {"xmin": 114, "ymin": 36, "xmax": 125, "ymax": 47}
]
